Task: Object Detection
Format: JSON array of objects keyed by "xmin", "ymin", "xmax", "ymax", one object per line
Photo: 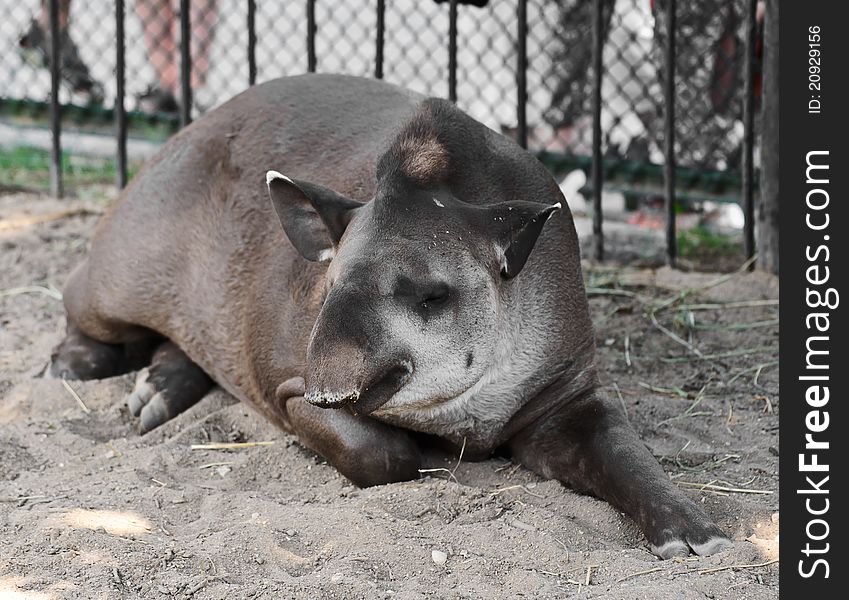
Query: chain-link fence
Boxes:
[{"xmin": 1, "ymin": 0, "xmax": 760, "ymax": 202}]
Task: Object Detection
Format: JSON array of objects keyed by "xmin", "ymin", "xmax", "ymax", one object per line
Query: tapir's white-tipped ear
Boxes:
[
  {"xmin": 265, "ymin": 170, "xmax": 363, "ymax": 262},
  {"xmin": 484, "ymin": 200, "xmax": 563, "ymax": 279},
  {"xmin": 266, "ymin": 170, "xmax": 293, "ymax": 186}
]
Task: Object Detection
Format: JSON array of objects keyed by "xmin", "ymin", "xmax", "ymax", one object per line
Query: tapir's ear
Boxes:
[
  {"xmin": 488, "ymin": 200, "xmax": 562, "ymax": 279},
  {"xmin": 266, "ymin": 170, "xmax": 362, "ymax": 262}
]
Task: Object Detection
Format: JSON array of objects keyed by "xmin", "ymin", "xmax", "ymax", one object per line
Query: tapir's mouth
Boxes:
[
  {"xmin": 305, "ymin": 360, "xmax": 413, "ymax": 415},
  {"xmin": 304, "ymin": 389, "xmax": 360, "ymax": 408}
]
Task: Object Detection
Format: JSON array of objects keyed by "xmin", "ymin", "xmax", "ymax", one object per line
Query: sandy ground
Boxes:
[{"xmin": 1, "ymin": 189, "xmax": 778, "ymax": 599}]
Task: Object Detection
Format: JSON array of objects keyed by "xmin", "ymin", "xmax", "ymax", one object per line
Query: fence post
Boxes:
[
  {"xmin": 179, "ymin": 0, "xmax": 192, "ymax": 127},
  {"xmin": 664, "ymin": 0, "xmax": 677, "ymax": 267},
  {"xmin": 448, "ymin": 0, "xmax": 458, "ymax": 102},
  {"xmin": 48, "ymin": 0, "xmax": 63, "ymax": 198},
  {"xmin": 758, "ymin": 0, "xmax": 778, "ymax": 273},
  {"xmin": 516, "ymin": 0, "xmax": 528, "ymax": 149},
  {"xmin": 116, "ymin": 0, "xmax": 127, "ymax": 189},
  {"xmin": 591, "ymin": 0, "xmax": 604, "ymax": 261},
  {"xmin": 248, "ymin": 0, "xmax": 257, "ymax": 86},
  {"xmin": 376, "ymin": 0, "xmax": 385, "ymax": 79},
  {"xmin": 307, "ymin": 0, "xmax": 316, "ymax": 72},
  {"xmin": 742, "ymin": 0, "xmax": 758, "ymax": 266}
]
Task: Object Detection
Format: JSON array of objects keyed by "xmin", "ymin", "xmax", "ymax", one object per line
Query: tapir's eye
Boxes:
[{"xmin": 420, "ymin": 284, "xmax": 450, "ymax": 311}]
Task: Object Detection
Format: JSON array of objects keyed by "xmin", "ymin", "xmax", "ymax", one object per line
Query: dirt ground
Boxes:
[{"xmin": 0, "ymin": 189, "xmax": 779, "ymax": 599}]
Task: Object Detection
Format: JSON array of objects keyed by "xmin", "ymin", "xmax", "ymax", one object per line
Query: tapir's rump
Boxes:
[{"xmin": 51, "ymin": 74, "xmax": 731, "ymax": 559}]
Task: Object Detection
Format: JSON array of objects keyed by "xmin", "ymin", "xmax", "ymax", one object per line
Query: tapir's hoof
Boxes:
[
  {"xmin": 650, "ymin": 536, "xmax": 732, "ymax": 560},
  {"xmin": 49, "ymin": 329, "xmax": 124, "ymax": 381},
  {"xmin": 126, "ymin": 368, "xmax": 171, "ymax": 433},
  {"xmin": 125, "ymin": 353, "xmax": 213, "ymax": 433},
  {"xmin": 647, "ymin": 514, "xmax": 732, "ymax": 559},
  {"xmin": 126, "ymin": 369, "xmax": 155, "ymax": 417}
]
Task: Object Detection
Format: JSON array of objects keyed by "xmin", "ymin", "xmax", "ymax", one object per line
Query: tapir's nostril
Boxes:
[{"xmin": 356, "ymin": 361, "xmax": 413, "ymax": 415}]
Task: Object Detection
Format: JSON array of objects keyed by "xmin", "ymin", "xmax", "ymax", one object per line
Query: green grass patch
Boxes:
[
  {"xmin": 677, "ymin": 226, "xmax": 742, "ymax": 260},
  {"xmin": 0, "ymin": 145, "xmax": 142, "ymax": 190}
]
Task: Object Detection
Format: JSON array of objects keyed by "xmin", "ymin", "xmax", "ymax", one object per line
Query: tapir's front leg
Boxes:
[
  {"xmin": 508, "ymin": 389, "xmax": 732, "ymax": 559},
  {"xmin": 275, "ymin": 377, "xmax": 422, "ymax": 487}
]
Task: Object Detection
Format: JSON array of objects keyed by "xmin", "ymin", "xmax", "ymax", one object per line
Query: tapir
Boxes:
[{"xmin": 50, "ymin": 74, "xmax": 730, "ymax": 559}]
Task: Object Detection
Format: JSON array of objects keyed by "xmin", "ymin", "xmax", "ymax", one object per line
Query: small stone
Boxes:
[
  {"xmin": 431, "ymin": 550, "xmax": 448, "ymax": 565},
  {"xmin": 331, "ymin": 572, "xmax": 344, "ymax": 584},
  {"xmin": 286, "ymin": 529, "xmax": 297, "ymax": 536}
]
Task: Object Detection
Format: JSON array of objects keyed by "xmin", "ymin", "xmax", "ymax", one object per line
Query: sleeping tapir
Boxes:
[{"xmin": 50, "ymin": 74, "xmax": 730, "ymax": 559}]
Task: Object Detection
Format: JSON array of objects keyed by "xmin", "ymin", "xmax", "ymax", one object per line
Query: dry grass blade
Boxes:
[
  {"xmin": 678, "ymin": 299, "xmax": 778, "ymax": 311},
  {"xmin": 694, "ymin": 319, "xmax": 779, "ymax": 332},
  {"xmin": 586, "ymin": 287, "xmax": 637, "ymax": 298},
  {"xmin": 638, "ymin": 382, "xmax": 688, "ymax": 398},
  {"xmin": 418, "ymin": 437, "xmax": 466, "ymax": 484},
  {"xmin": 0, "ymin": 284, "xmax": 63, "ymax": 300},
  {"xmin": 61, "ymin": 378, "xmax": 90, "ymax": 414},
  {"xmin": 728, "ymin": 361, "xmax": 779, "ymax": 385},
  {"xmin": 190, "ymin": 442, "xmax": 275, "ymax": 450},
  {"xmin": 656, "ymin": 381, "xmax": 711, "ymax": 427},
  {"xmin": 652, "ymin": 255, "xmax": 757, "ymax": 313},
  {"xmin": 0, "ymin": 207, "xmax": 103, "ymax": 232},
  {"xmin": 677, "ymin": 481, "xmax": 773, "ymax": 495},
  {"xmin": 660, "ymin": 346, "xmax": 772, "ymax": 364},
  {"xmin": 650, "ymin": 311, "xmax": 703, "ymax": 357},
  {"xmin": 695, "ymin": 559, "xmax": 778, "ymax": 575},
  {"xmin": 613, "ymin": 383, "xmax": 627, "ymax": 420},
  {"xmin": 0, "ymin": 495, "xmax": 48, "ymax": 503},
  {"xmin": 615, "ymin": 566, "xmax": 665, "ymax": 583},
  {"xmin": 488, "ymin": 484, "xmax": 544, "ymax": 499}
]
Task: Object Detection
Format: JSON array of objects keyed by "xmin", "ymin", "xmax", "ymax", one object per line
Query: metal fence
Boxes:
[{"xmin": 1, "ymin": 0, "xmax": 765, "ymax": 265}]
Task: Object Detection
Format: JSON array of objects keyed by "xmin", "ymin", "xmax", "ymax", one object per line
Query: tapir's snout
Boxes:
[
  {"xmin": 304, "ymin": 356, "xmax": 413, "ymax": 415},
  {"xmin": 304, "ymin": 283, "xmax": 413, "ymax": 414}
]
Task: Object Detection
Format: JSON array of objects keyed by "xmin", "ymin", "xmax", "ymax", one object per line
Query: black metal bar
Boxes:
[
  {"xmin": 115, "ymin": 0, "xmax": 127, "ymax": 189},
  {"xmin": 307, "ymin": 0, "xmax": 316, "ymax": 72},
  {"xmin": 516, "ymin": 0, "xmax": 528, "ymax": 149},
  {"xmin": 664, "ymin": 0, "xmax": 677, "ymax": 266},
  {"xmin": 179, "ymin": 0, "xmax": 192, "ymax": 126},
  {"xmin": 375, "ymin": 0, "xmax": 385, "ymax": 79},
  {"xmin": 248, "ymin": 0, "xmax": 257, "ymax": 86},
  {"xmin": 742, "ymin": 0, "xmax": 757, "ymax": 265},
  {"xmin": 48, "ymin": 0, "xmax": 63, "ymax": 198},
  {"xmin": 448, "ymin": 0, "xmax": 457, "ymax": 102},
  {"xmin": 591, "ymin": 0, "xmax": 604, "ymax": 261}
]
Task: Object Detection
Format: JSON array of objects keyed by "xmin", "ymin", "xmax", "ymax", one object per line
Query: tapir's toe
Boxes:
[
  {"xmin": 688, "ymin": 535, "xmax": 733, "ymax": 557},
  {"xmin": 649, "ymin": 535, "xmax": 731, "ymax": 559},
  {"xmin": 123, "ymin": 343, "xmax": 214, "ymax": 433},
  {"xmin": 126, "ymin": 369, "xmax": 155, "ymax": 416},
  {"xmin": 139, "ymin": 392, "xmax": 173, "ymax": 433},
  {"xmin": 650, "ymin": 540, "xmax": 690, "ymax": 560},
  {"xmin": 647, "ymin": 511, "xmax": 732, "ymax": 560}
]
